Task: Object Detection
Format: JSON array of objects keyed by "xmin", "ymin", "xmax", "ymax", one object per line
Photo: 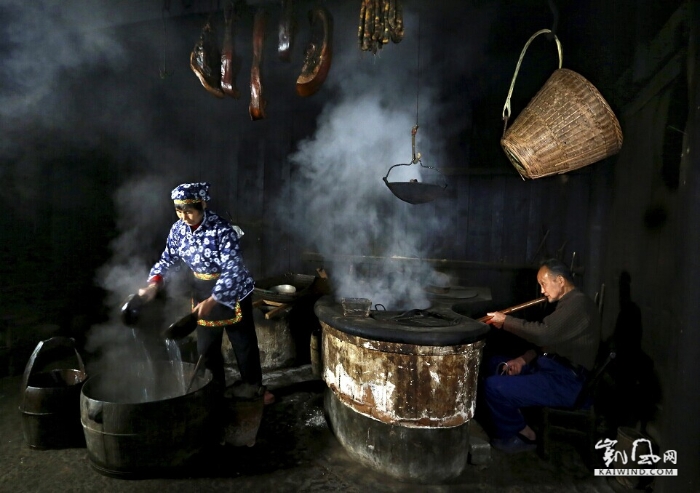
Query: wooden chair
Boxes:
[{"xmin": 537, "ymin": 348, "xmax": 616, "ymax": 467}]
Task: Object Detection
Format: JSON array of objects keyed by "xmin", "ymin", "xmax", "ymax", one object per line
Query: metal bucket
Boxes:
[
  {"xmin": 19, "ymin": 337, "xmax": 87, "ymax": 449},
  {"xmin": 80, "ymin": 360, "xmax": 214, "ymax": 478}
]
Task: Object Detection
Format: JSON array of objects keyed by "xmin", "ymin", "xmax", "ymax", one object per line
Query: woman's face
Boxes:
[{"xmin": 175, "ymin": 203, "xmax": 204, "ymax": 227}]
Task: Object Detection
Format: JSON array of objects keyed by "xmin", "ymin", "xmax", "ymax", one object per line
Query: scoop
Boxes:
[
  {"xmin": 162, "ymin": 312, "xmax": 199, "ymax": 340},
  {"xmin": 120, "ymin": 294, "xmax": 145, "ymax": 327}
]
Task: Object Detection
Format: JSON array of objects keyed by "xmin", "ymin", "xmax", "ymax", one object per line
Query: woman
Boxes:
[{"xmin": 139, "ymin": 182, "xmax": 273, "ymax": 405}]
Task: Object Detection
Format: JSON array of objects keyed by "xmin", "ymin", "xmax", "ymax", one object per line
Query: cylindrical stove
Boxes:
[{"xmin": 314, "ymin": 296, "xmax": 489, "ymax": 483}]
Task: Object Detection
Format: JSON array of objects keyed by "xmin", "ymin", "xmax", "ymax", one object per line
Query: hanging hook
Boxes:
[{"xmin": 411, "ymin": 125, "xmax": 421, "ymax": 164}]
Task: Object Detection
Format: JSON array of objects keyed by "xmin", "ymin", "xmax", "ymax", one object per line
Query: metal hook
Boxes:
[{"xmin": 411, "ymin": 125, "xmax": 421, "ymax": 164}]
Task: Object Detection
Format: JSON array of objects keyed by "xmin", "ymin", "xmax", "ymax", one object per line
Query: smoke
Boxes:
[
  {"xmin": 85, "ymin": 174, "xmax": 194, "ymax": 383},
  {"xmin": 0, "ymin": 0, "xmax": 497, "ymax": 368},
  {"xmin": 0, "ymin": 1, "xmax": 128, "ymax": 125},
  {"xmin": 274, "ymin": 3, "xmax": 493, "ymax": 310}
]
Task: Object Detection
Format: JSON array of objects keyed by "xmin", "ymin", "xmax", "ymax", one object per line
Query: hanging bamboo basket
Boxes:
[{"xmin": 501, "ymin": 29, "xmax": 623, "ymax": 179}]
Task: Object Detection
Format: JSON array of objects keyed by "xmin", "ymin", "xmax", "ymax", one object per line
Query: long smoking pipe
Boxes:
[{"xmin": 477, "ymin": 296, "xmax": 547, "ymax": 323}]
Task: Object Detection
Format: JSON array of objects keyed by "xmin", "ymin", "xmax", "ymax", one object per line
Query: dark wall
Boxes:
[
  {"xmin": 1, "ymin": 2, "xmax": 697, "ymax": 489},
  {"xmin": 1, "ymin": 0, "xmax": 606, "ymax": 328}
]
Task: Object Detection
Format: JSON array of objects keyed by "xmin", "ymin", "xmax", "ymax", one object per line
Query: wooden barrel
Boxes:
[
  {"xmin": 80, "ymin": 361, "xmax": 214, "ymax": 478},
  {"xmin": 314, "ymin": 297, "xmax": 489, "ymax": 483},
  {"xmin": 19, "ymin": 337, "xmax": 87, "ymax": 449}
]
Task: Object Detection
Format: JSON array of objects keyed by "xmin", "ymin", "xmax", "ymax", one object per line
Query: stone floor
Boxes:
[{"xmin": 0, "ymin": 364, "xmax": 623, "ymax": 493}]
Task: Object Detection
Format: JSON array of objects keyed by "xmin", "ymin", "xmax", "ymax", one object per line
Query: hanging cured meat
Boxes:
[
  {"xmin": 249, "ymin": 8, "xmax": 268, "ymax": 120},
  {"xmin": 278, "ymin": 0, "xmax": 296, "ymax": 62},
  {"xmin": 358, "ymin": 0, "xmax": 403, "ymax": 53},
  {"xmin": 296, "ymin": 7, "xmax": 333, "ymax": 97},
  {"xmin": 190, "ymin": 18, "xmax": 225, "ymax": 98},
  {"xmin": 221, "ymin": 2, "xmax": 241, "ymax": 99}
]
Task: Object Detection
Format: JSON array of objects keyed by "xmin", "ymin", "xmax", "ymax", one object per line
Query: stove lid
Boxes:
[{"xmin": 314, "ymin": 296, "xmax": 490, "ymax": 346}]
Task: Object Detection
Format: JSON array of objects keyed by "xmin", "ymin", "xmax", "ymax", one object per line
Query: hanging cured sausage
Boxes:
[
  {"xmin": 358, "ymin": 0, "xmax": 403, "ymax": 54},
  {"xmin": 190, "ymin": 18, "xmax": 225, "ymax": 98},
  {"xmin": 296, "ymin": 7, "xmax": 333, "ymax": 97},
  {"xmin": 249, "ymin": 8, "xmax": 269, "ymax": 120},
  {"xmin": 221, "ymin": 2, "xmax": 240, "ymax": 99}
]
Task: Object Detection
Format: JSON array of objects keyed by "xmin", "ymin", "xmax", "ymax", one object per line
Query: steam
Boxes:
[
  {"xmin": 0, "ymin": 1, "xmax": 127, "ymax": 124},
  {"xmin": 0, "ymin": 0, "xmax": 496, "ymax": 377},
  {"xmin": 275, "ymin": 5, "xmax": 484, "ymax": 310},
  {"xmin": 86, "ymin": 175, "xmax": 193, "ymax": 383}
]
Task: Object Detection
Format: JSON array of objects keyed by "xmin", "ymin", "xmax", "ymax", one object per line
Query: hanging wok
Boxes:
[{"xmin": 383, "ymin": 125, "xmax": 447, "ymax": 204}]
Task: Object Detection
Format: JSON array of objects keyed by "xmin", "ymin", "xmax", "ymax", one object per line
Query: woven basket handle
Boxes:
[{"xmin": 502, "ymin": 29, "xmax": 562, "ymax": 134}]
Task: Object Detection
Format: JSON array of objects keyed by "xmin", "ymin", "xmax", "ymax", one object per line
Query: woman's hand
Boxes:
[
  {"xmin": 138, "ymin": 283, "xmax": 158, "ymax": 302},
  {"xmin": 193, "ymin": 296, "xmax": 218, "ymax": 318}
]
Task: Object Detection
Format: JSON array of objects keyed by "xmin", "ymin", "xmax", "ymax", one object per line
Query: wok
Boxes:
[
  {"xmin": 383, "ymin": 125, "xmax": 446, "ymax": 204},
  {"xmin": 162, "ymin": 312, "xmax": 198, "ymax": 340},
  {"xmin": 120, "ymin": 294, "xmax": 145, "ymax": 327}
]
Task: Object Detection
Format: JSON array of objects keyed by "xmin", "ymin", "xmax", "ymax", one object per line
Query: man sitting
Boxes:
[{"xmin": 483, "ymin": 258, "xmax": 600, "ymax": 453}]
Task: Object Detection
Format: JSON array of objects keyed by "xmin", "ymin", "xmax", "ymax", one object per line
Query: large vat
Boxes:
[
  {"xmin": 315, "ymin": 296, "xmax": 489, "ymax": 483},
  {"xmin": 80, "ymin": 360, "xmax": 214, "ymax": 478}
]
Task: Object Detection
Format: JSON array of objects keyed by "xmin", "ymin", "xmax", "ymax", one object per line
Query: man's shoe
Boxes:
[
  {"xmin": 490, "ymin": 434, "xmax": 537, "ymax": 454},
  {"xmin": 263, "ymin": 390, "xmax": 275, "ymax": 406}
]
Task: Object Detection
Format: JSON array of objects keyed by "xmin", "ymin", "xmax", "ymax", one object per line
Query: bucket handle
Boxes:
[
  {"xmin": 502, "ymin": 29, "xmax": 562, "ymax": 135},
  {"xmin": 20, "ymin": 337, "xmax": 86, "ymax": 396}
]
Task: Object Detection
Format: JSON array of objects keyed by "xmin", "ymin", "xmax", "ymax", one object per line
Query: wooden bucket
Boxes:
[
  {"xmin": 501, "ymin": 29, "xmax": 623, "ymax": 179},
  {"xmin": 80, "ymin": 361, "xmax": 215, "ymax": 478},
  {"xmin": 19, "ymin": 337, "xmax": 87, "ymax": 449}
]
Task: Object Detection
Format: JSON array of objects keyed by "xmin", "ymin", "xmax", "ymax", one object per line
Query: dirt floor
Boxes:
[{"xmin": 0, "ymin": 364, "xmax": 623, "ymax": 493}]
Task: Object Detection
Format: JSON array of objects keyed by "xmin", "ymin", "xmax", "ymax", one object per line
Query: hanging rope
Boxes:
[
  {"xmin": 415, "ymin": 12, "xmax": 421, "ymax": 129},
  {"xmin": 159, "ymin": 0, "xmax": 173, "ymax": 79}
]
